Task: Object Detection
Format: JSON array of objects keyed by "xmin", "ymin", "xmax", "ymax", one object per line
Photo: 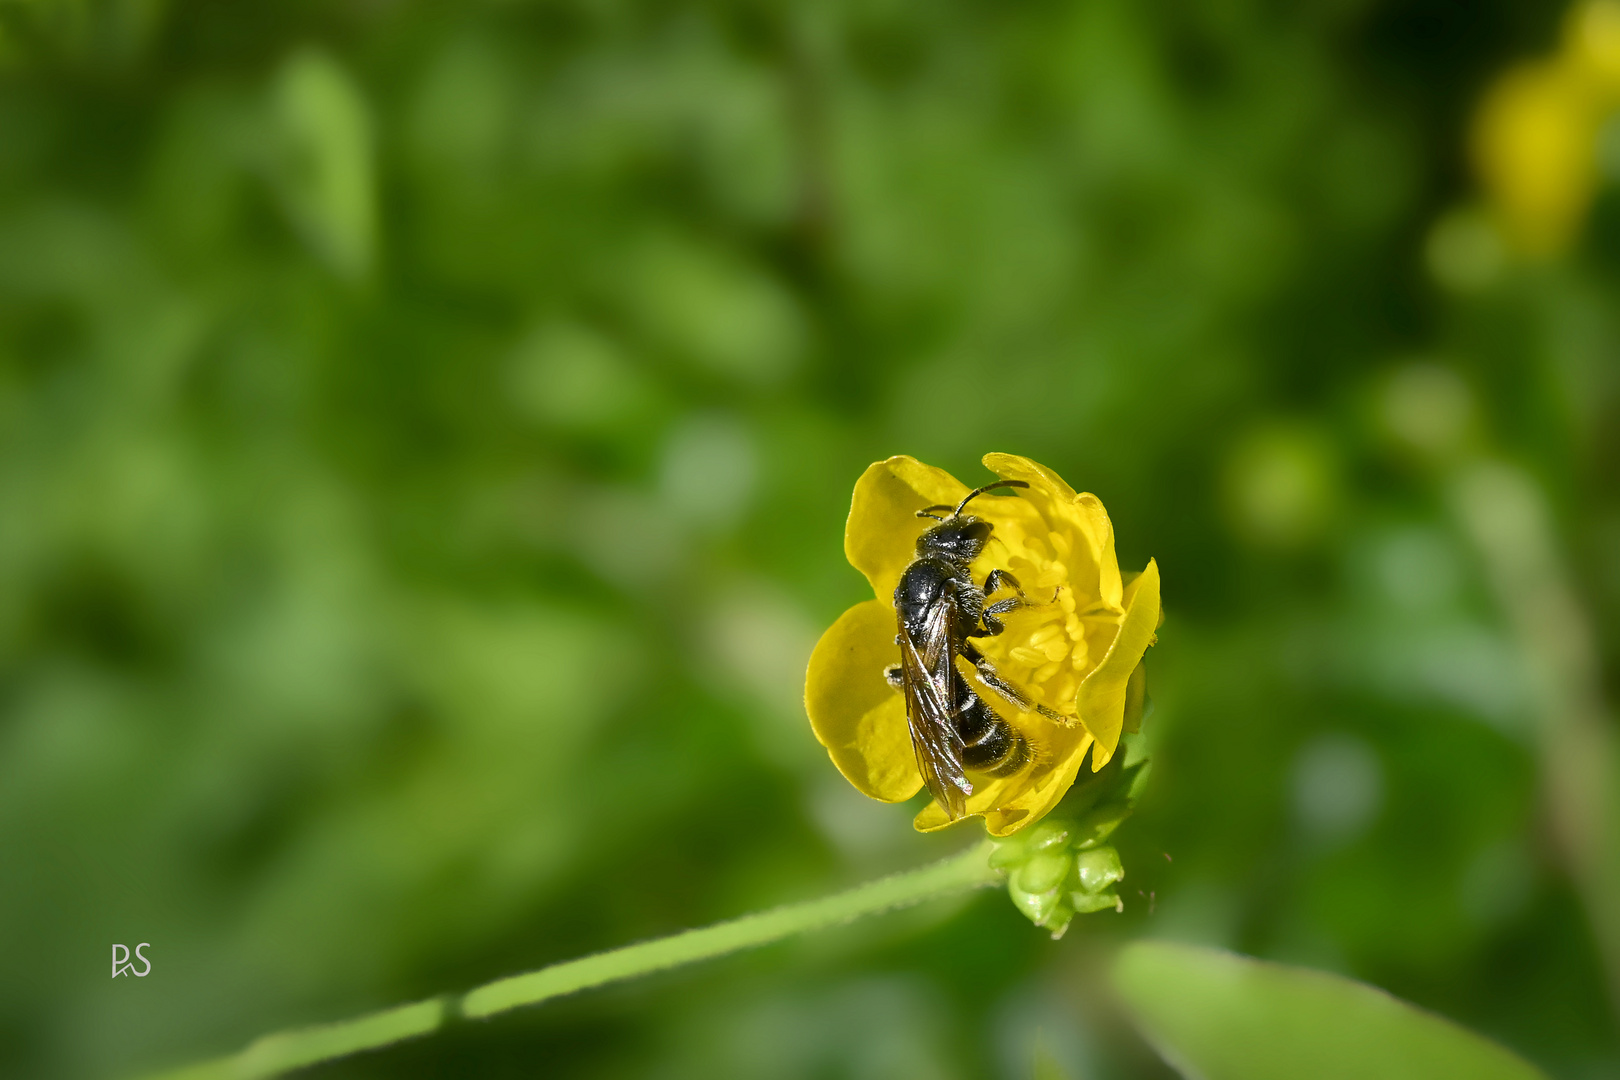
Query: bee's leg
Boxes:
[
  {"xmin": 976, "ymin": 659, "xmax": 1039, "ymax": 711},
  {"xmin": 975, "ymin": 657, "xmax": 1073, "ymax": 725},
  {"xmin": 984, "ymin": 569, "xmax": 1024, "ymax": 599},
  {"xmin": 978, "ymin": 597, "xmax": 1024, "ymax": 637},
  {"xmin": 975, "ymin": 659, "xmax": 1029, "ymax": 708},
  {"xmin": 884, "ymin": 664, "xmax": 903, "ymax": 690}
]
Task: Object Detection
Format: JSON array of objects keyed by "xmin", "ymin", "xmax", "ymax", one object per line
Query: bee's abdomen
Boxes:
[{"xmin": 953, "ymin": 683, "xmax": 1030, "ymax": 777}]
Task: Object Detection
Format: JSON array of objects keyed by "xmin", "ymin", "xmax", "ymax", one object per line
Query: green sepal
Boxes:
[
  {"xmin": 1121, "ymin": 660, "xmax": 1148, "ymax": 735},
  {"xmin": 1072, "ymin": 802, "xmax": 1130, "ymax": 849}
]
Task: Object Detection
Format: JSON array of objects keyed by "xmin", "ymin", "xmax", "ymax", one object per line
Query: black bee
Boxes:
[{"xmin": 884, "ymin": 480, "xmax": 1064, "ymax": 820}]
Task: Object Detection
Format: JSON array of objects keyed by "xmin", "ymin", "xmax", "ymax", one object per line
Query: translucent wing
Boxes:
[{"xmin": 898, "ymin": 599, "xmax": 972, "ymax": 819}]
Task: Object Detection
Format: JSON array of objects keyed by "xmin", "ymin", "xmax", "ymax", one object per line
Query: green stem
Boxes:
[
  {"xmin": 1449, "ymin": 462, "xmax": 1620, "ymax": 1022},
  {"xmin": 144, "ymin": 840, "xmax": 999, "ymax": 1080}
]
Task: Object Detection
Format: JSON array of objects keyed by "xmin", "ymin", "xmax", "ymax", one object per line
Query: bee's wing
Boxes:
[{"xmin": 898, "ymin": 601, "xmax": 972, "ymax": 820}]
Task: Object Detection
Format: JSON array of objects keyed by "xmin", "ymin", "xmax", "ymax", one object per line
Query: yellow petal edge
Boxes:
[
  {"xmin": 1078, "ymin": 559, "xmax": 1160, "ymax": 768},
  {"xmin": 804, "ymin": 598, "xmax": 922, "ymax": 802},
  {"xmin": 845, "ymin": 456, "xmax": 970, "ymax": 603}
]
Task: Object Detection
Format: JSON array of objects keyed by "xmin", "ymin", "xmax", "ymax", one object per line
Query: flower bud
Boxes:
[
  {"xmin": 1075, "ymin": 846, "xmax": 1124, "ymax": 893},
  {"xmin": 991, "ymin": 822, "xmax": 1127, "ymax": 938},
  {"xmin": 1015, "ymin": 851, "xmax": 1073, "ymax": 894},
  {"xmin": 987, "ymin": 751, "xmax": 1145, "ymax": 937}
]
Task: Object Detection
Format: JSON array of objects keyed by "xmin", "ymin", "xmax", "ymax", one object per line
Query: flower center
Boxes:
[{"xmin": 972, "ymin": 525, "xmax": 1103, "ymax": 716}]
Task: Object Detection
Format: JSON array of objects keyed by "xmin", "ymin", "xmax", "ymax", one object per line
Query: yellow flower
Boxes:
[
  {"xmin": 1473, "ymin": 59, "xmax": 1602, "ymax": 257},
  {"xmin": 804, "ymin": 453, "xmax": 1160, "ymax": 837},
  {"xmin": 1470, "ymin": 2, "xmax": 1620, "ymax": 258}
]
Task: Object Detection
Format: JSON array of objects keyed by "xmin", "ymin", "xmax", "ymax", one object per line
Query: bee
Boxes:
[{"xmin": 884, "ymin": 480, "xmax": 1066, "ymax": 820}]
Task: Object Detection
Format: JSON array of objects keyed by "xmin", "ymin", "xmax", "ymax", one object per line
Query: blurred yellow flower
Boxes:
[
  {"xmin": 1473, "ymin": 1, "xmax": 1620, "ymax": 257},
  {"xmin": 804, "ymin": 453, "xmax": 1159, "ymax": 837},
  {"xmin": 1474, "ymin": 61, "xmax": 1600, "ymax": 257}
]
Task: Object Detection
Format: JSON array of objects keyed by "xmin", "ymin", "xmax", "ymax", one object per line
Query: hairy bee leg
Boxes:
[
  {"xmin": 974, "ymin": 658, "xmax": 1033, "ymax": 710},
  {"xmin": 978, "ymin": 596, "xmax": 1023, "ymax": 636},
  {"xmin": 983, "ymin": 569, "xmax": 1024, "ymax": 599},
  {"xmin": 975, "ymin": 657, "xmax": 1075, "ymax": 726},
  {"xmin": 1035, "ymin": 702, "xmax": 1072, "ymax": 724},
  {"xmin": 884, "ymin": 664, "xmax": 903, "ymax": 690}
]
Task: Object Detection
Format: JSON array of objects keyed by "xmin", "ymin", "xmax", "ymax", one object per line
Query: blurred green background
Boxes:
[{"xmin": 3, "ymin": 0, "xmax": 1619, "ymax": 1077}]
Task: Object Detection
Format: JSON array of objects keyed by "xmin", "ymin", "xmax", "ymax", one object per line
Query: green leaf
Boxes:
[{"xmin": 1112, "ymin": 942, "xmax": 1547, "ymax": 1080}]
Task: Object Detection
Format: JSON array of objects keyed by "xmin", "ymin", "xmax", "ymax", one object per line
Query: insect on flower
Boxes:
[
  {"xmin": 887, "ymin": 480, "xmax": 1071, "ymax": 821},
  {"xmin": 806, "ymin": 454, "xmax": 1159, "ymax": 837}
]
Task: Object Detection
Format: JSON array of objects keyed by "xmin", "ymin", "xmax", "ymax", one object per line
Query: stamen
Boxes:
[{"xmin": 1028, "ymin": 624, "xmax": 1065, "ymax": 648}]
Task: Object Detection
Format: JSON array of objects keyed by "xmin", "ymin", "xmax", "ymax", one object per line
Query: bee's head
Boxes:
[
  {"xmin": 911, "ymin": 478, "xmax": 1027, "ymax": 565},
  {"xmin": 916, "ymin": 515, "xmax": 992, "ymax": 563}
]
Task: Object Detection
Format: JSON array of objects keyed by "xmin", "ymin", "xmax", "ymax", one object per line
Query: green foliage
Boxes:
[
  {"xmin": 266, "ymin": 49, "xmax": 375, "ymax": 279},
  {"xmin": 1113, "ymin": 941, "xmax": 1549, "ymax": 1080},
  {"xmin": 0, "ymin": 0, "xmax": 1615, "ymax": 1078}
]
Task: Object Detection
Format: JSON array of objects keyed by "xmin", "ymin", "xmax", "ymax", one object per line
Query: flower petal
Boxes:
[
  {"xmin": 804, "ymin": 598, "xmax": 922, "ymax": 802},
  {"xmin": 982, "ymin": 452, "xmax": 1079, "ymax": 503},
  {"xmin": 1078, "ymin": 559, "xmax": 1161, "ymax": 768},
  {"xmin": 984, "ymin": 452, "xmax": 1122, "ymax": 609},
  {"xmin": 846, "ymin": 456, "xmax": 970, "ymax": 602}
]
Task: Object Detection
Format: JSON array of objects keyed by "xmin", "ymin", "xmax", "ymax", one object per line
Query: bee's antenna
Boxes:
[
  {"xmin": 915, "ymin": 510, "xmax": 947, "ymax": 521},
  {"xmin": 950, "ymin": 479, "xmax": 1028, "ymax": 518}
]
